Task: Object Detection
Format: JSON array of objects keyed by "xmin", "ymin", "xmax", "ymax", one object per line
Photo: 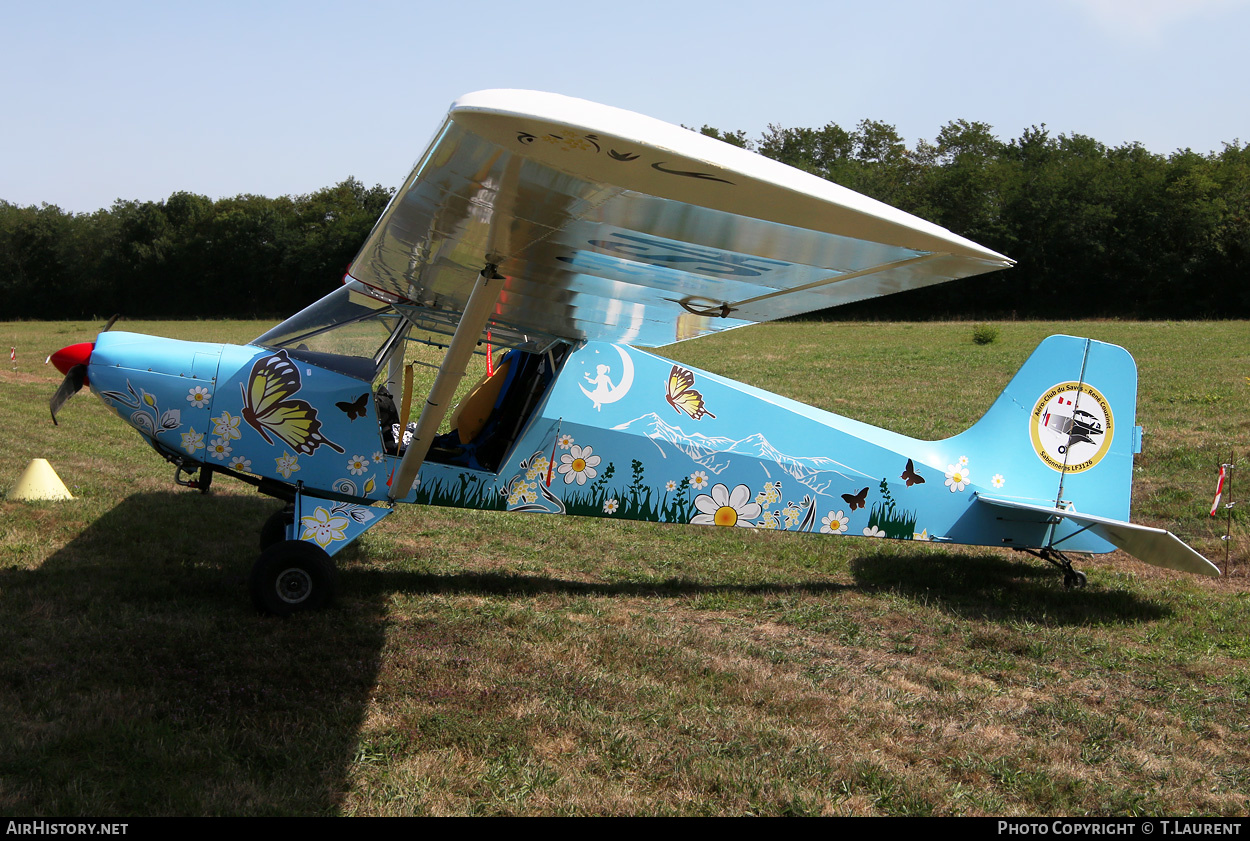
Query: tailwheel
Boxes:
[
  {"xmin": 250, "ymin": 539, "xmax": 336, "ymax": 616},
  {"xmin": 1025, "ymin": 548, "xmax": 1087, "ymax": 590}
]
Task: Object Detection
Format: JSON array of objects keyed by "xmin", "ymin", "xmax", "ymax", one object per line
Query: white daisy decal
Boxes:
[
  {"xmin": 958, "ymin": 455, "xmax": 969, "ymax": 466},
  {"xmin": 821, "ymin": 510, "xmax": 849, "ymax": 534},
  {"xmin": 557, "ymin": 433, "xmax": 575, "ymax": 450},
  {"xmin": 991, "ymin": 474, "xmax": 1005, "ymax": 489},
  {"xmin": 863, "ymin": 525, "xmax": 886, "ymax": 537},
  {"xmin": 371, "ymin": 451, "xmax": 385, "ymax": 463},
  {"xmin": 300, "ymin": 507, "xmax": 349, "ymax": 548},
  {"xmin": 180, "ymin": 427, "xmax": 205, "ymax": 454},
  {"xmin": 689, "ymin": 470, "xmax": 709, "ymax": 491},
  {"xmin": 691, "ymin": 483, "xmax": 761, "ymax": 528},
  {"xmin": 603, "ymin": 498, "xmax": 619, "ymax": 514},
  {"xmin": 275, "ymin": 451, "xmax": 300, "ymax": 479},
  {"xmin": 186, "ymin": 386, "xmax": 212, "ymax": 408},
  {"xmin": 207, "ymin": 437, "xmax": 232, "ymax": 461},
  {"xmin": 211, "ymin": 410, "xmax": 241, "ymax": 441},
  {"xmin": 557, "ymin": 445, "xmax": 600, "ymax": 485},
  {"xmin": 945, "ymin": 464, "xmax": 970, "ymax": 493},
  {"xmin": 229, "ymin": 455, "xmax": 252, "ymax": 473},
  {"xmin": 665, "ymin": 480, "xmax": 678, "ymax": 493},
  {"xmin": 347, "ymin": 455, "xmax": 369, "ymax": 476}
]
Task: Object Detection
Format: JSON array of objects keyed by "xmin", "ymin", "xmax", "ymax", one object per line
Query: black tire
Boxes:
[
  {"xmin": 259, "ymin": 507, "xmax": 295, "ymax": 551},
  {"xmin": 250, "ymin": 540, "xmax": 336, "ymax": 616}
]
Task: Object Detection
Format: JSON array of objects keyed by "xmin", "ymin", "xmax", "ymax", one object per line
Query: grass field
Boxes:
[{"xmin": 1, "ymin": 318, "xmax": 1247, "ymax": 816}]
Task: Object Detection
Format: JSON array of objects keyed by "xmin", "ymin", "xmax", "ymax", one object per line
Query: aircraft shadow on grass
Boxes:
[{"xmin": 0, "ymin": 492, "xmax": 1166, "ymax": 814}]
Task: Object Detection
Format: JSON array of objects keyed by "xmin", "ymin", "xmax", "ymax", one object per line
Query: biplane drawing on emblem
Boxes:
[{"xmin": 45, "ymin": 90, "xmax": 1220, "ymax": 615}]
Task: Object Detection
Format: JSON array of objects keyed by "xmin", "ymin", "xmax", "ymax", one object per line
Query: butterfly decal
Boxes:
[
  {"xmin": 239, "ymin": 350, "xmax": 345, "ymax": 455},
  {"xmin": 841, "ymin": 487, "xmax": 869, "ymax": 511},
  {"xmin": 901, "ymin": 459, "xmax": 926, "ymax": 487},
  {"xmin": 336, "ymin": 393, "xmax": 369, "ymax": 421},
  {"xmin": 665, "ymin": 365, "xmax": 716, "ymax": 420}
]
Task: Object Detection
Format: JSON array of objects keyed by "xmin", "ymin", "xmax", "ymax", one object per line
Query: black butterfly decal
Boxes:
[
  {"xmin": 336, "ymin": 393, "xmax": 369, "ymax": 421},
  {"xmin": 841, "ymin": 487, "xmax": 869, "ymax": 511},
  {"xmin": 239, "ymin": 349, "xmax": 344, "ymax": 455},
  {"xmin": 901, "ymin": 459, "xmax": 926, "ymax": 487}
]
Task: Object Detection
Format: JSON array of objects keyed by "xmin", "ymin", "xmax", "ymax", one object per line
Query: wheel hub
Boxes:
[{"xmin": 275, "ymin": 567, "xmax": 313, "ymax": 604}]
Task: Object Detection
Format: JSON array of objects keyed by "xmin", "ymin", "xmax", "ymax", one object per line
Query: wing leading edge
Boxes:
[{"xmin": 348, "ymin": 90, "xmax": 1014, "ymax": 349}]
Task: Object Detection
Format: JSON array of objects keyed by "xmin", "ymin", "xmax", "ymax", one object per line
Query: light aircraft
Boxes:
[{"xmin": 47, "ymin": 90, "xmax": 1220, "ymax": 615}]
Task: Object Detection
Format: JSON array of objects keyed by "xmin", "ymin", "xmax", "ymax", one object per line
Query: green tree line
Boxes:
[{"xmin": 3, "ymin": 121, "xmax": 1249, "ymax": 320}]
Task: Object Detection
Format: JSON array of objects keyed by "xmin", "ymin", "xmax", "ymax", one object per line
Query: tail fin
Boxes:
[{"xmin": 942, "ymin": 335, "xmax": 1140, "ymax": 534}]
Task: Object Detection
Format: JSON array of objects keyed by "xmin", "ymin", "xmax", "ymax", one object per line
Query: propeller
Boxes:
[{"xmin": 48, "ymin": 314, "xmax": 119, "ymax": 425}]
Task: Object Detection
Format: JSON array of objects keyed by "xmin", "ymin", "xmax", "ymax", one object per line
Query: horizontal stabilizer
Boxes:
[{"xmin": 975, "ymin": 494, "xmax": 1220, "ymax": 577}]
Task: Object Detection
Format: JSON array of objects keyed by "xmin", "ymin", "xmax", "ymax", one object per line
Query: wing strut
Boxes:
[{"xmin": 388, "ymin": 266, "xmax": 505, "ymax": 500}]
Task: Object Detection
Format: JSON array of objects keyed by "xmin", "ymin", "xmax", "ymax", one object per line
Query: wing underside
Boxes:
[{"xmin": 349, "ymin": 90, "xmax": 1013, "ymax": 349}]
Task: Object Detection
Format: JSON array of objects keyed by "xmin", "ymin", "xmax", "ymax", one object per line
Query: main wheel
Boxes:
[
  {"xmin": 250, "ymin": 540, "xmax": 336, "ymax": 616},
  {"xmin": 259, "ymin": 506, "xmax": 295, "ymax": 550}
]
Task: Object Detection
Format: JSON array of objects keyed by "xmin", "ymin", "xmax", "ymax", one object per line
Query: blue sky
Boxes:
[{"xmin": 3, "ymin": 0, "xmax": 1247, "ymax": 213}]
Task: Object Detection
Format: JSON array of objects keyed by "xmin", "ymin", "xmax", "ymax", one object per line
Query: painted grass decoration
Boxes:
[{"xmin": 0, "ymin": 318, "xmax": 1247, "ymax": 816}]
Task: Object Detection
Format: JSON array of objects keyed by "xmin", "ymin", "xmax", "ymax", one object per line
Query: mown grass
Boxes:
[{"xmin": 0, "ymin": 318, "xmax": 1247, "ymax": 816}]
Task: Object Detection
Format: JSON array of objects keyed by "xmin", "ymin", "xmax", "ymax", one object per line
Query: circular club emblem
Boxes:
[{"xmin": 1029, "ymin": 382, "xmax": 1114, "ymax": 473}]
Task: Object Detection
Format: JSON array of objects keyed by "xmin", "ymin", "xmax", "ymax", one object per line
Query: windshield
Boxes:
[{"xmin": 253, "ymin": 282, "xmax": 406, "ymax": 380}]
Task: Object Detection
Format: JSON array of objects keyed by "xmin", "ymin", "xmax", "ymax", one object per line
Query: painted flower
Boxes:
[
  {"xmin": 207, "ymin": 437, "xmax": 232, "ymax": 461},
  {"xmin": 557, "ymin": 445, "xmax": 601, "ymax": 485},
  {"xmin": 691, "ymin": 483, "xmax": 761, "ymax": 528},
  {"xmin": 211, "ymin": 410, "xmax": 241, "ymax": 441},
  {"xmin": 558, "ymin": 433, "xmax": 575, "ymax": 450},
  {"xmin": 821, "ymin": 510, "xmax": 850, "ymax": 534},
  {"xmin": 958, "ymin": 455, "xmax": 969, "ymax": 466},
  {"xmin": 347, "ymin": 455, "xmax": 369, "ymax": 475},
  {"xmin": 689, "ymin": 470, "xmax": 709, "ymax": 491},
  {"xmin": 783, "ymin": 502, "xmax": 801, "ymax": 527},
  {"xmin": 604, "ymin": 498, "xmax": 619, "ymax": 514},
  {"xmin": 180, "ymin": 427, "xmax": 205, "ymax": 454},
  {"xmin": 863, "ymin": 525, "xmax": 886, "ymax": 537},
  {"xmin": 300, "ymin": 507, "xmax": 349, "ymax": 549},
  {"xmin": 755, "ymin": 482, "xmax": 782, "ymax": 505},
  {"xmin": 275, "ymin": 451, "xmax": 300, "ymax": 479},
  {"xmin": 229, "ymin": 455, "xmax": 252, "ymax": 473},
  {"xmin": 139, "ymin": 388, "xmax": 158, "ymax": 408},
  {"xmin": 759, "ymin": 510, "xmax": 782, "ymax": 530},
  {"xmin": 186, "ymin": 386, "xmax": 212, "ymax": 408},
  {"xmin": 665, "ymin": 480, "xmax": 678, "ymax": 493},
  {"xmin": 991, "ymin": 474, "xmax": 1005, "ymax": 489},
  {"xmin": 945, "ymin": 463, "xmax": 970, "ymax": 493},
  {"xmin": 371, "ymin": 451, "xmax": 385, "ymax": 464}
]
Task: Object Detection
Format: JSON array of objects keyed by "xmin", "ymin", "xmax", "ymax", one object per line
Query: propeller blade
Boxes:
[
  {"xmin": 102, "ymin": 313, "xmax": 120, "ymax": 333},
  {"xmin": 50, "ymin": 364, "xmax": 86, "ymax": 426}
]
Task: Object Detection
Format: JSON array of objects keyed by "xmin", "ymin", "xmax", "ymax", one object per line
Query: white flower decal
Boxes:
[
  {"xmin": 211, "ymin": 410, "xmax": 241, "ymax": 441},
  {"xmin": 557, "ymin": 434, "xmax": 575, "ymax": 450},
  {"xmin": 863, "ymin": 525, "xmax": 886, "ymax": 537},
  {"xmin": 691, "ymin": 483, "xmax": 761, "ymax": 528},
  {"xmin": 991, "ymin": 474, "xmax": 1004, "ymax": 489},
  {"xmin": 275, "ymin": 451, "xmax": 300, "ymax": 479},
  {"xmin": 207, "ymin": 437, "xmax": 232, "ymax": 461},
  {"xmin": 821, "ymin": 510, "xmax": 849, "ymax": 534},
  {"xmin": 180, "ymin": 427, "xmax": 205, "ymax": 454},
  {"xmin": 689, "ymin": 470, "xmax": 709, "ymax": 491},
  {"xmin": 372, "ymin": 451, "xmax": 385, "ymax": 463},
  {"xmin": 665, "ymin": 480, "xmax": 677, "ymax": 492},
  {"xmin": 958, "ymin": 455, "xmax": 969, "ymax": 466},
  {"xmin": 557, "ymin": 445, "xmax": 600, "ymax": 485},
  {"xmin": 347, "ymin": 455, "xmax": 369, "ymax": 475},
  {"xmin": 300, "ymin": 507, "xmax": 349, "ymax": 548},
  {"xmin": 186, "ymin": 386, "xmax": 212, "ymax": 408},
  {"xmin": 945, "ymin": 463, "xmax": 970, "ymax": 493},
  {"xmin": 229, "ymin": 455, "xmax": 252, "ymax": 473},
  {"xmin": 603, "ymin": 498, "xmax": 619, "ymax": 514}
]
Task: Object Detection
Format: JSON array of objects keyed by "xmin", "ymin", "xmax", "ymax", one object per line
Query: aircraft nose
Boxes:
[{"xmin": 50, "ymin": 342, "xmax": 94, "ymax": 379}]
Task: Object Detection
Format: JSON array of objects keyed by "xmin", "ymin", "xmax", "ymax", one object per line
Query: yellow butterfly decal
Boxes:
[
  {"xmin": 665, "ymin": 365, "xmax": 716, "ymax": 420},
  {"xmin": 240, "ymin": 350, "xmax": 344, "ymax": 455}
]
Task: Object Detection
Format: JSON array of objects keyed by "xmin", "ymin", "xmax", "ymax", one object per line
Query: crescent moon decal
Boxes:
[{"xmin": 578, "ymin": 345, "xmax": 635, "ymax": 410}]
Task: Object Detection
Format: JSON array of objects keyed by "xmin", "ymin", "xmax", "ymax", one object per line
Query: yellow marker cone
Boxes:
[{"xmin": 9, "ymin": 458, "xmax": 74, "ymax": 501}]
